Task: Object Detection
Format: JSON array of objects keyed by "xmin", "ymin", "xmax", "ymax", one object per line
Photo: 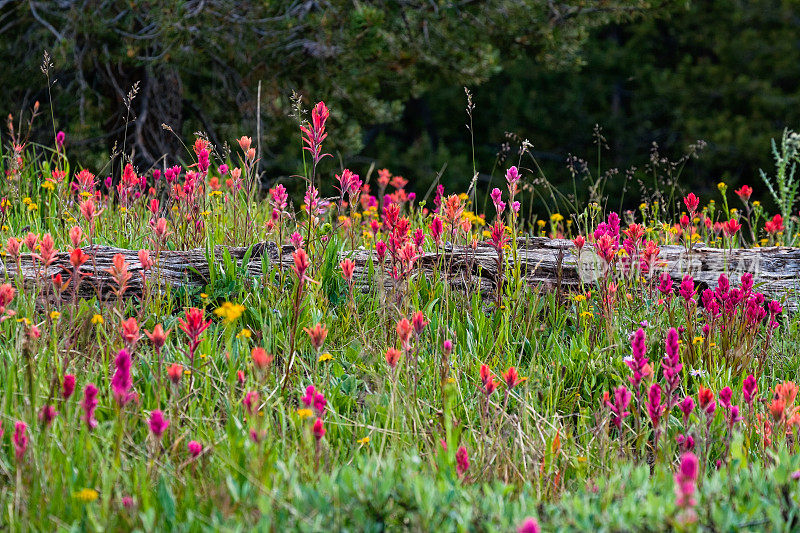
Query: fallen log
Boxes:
[{"xmin": 2, "ymin": 238, "xmax": 799, "ymax": 307}]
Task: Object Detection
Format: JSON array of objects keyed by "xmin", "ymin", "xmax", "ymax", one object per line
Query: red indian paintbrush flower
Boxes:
[
  {"xmin": 120, "ymin": 317, "xmax": 140, "ymax": 346},
  {"xmin": 251, "ymin": 347, "xmax": 273, "ymax": 370},
  {"xmin": 304, "ymin": 323, "xmax": 328, "ymax": 351},
  {"xmin": 396, "ymin": 318, "xmax": 413, "ymax": 347},
  {"xmin": 178, "ymin": 307, "xmax": 211, "ymax": 361},
  {"xmin": 340, "ymin": 259, "xmax": 355, "ymax": 283},
  {"xmin": 167, "ymin": 363, "xmax": 183, "ymax": 384},
  {"xmin": 145, "ymin": 324, "xmax": 170, "ymax": 353},
  {"xmin": 385, "ymin": 347, "xmax": 401, "ymax": 370},
  {"xmin": 503, "ymin": 367, "xmax": 522, "ymax": 389}
]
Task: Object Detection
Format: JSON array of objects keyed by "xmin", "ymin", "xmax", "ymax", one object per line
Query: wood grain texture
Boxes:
[{"xmin": 3, "ymin": 238, "xmax": 799, "ymax": 306}]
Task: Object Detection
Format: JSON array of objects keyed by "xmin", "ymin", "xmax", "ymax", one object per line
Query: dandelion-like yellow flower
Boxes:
[
  {"xmin": 357, "ymin": 436, "xmax": 370, "ymax": 446},
  {"xmin": 91, "ymin": 314, "xmax": 104, "ymax": 325},
  {"xmin": 550, "ymin": 213, "xmax": 564, "ymax": 222},
  {"xmin": 692, "ymin": 336, "xmax": 704, "ymax": 345},
  {"xmin": 296, "ymin": 408, "xmax": 313, "ymax": 419},
  {"xmin": 580, "ymin": 311, "xmax": 593, "ymax": 319},
  {"xmin": 42, "ymin": 181, "xmax": 55, "ymax": 191},
  {"xmin": 27, "ymin": 203, "xmax": 38, "ymax": 211},
  {"xmin": 50, "ymin": 311, "xmax": 60, "ymax": 320},
  {"xmin": 318, "ymin": 352, "xmax": 333, "ymax": 362},
  {"xmin": 237, "ymin": 328, "xmax": 251, "ymax": 339},
  {"xmin": 73, "ymin": 488, "xmax": 99, "ymax": 503},
  {"xmin": 537, "ymin": 220, "xmax": 546, "ymax": 227},
  {"xmin": 573, "ymin": 295, "xmax": 586, "ymax": 302},
  {"xmin": 214, "ymin": 301, "xmax": 245, "ymax": 323},
  {"xmin": 22, "ymin": 197, "xmax": 31, "ymax": 205}
]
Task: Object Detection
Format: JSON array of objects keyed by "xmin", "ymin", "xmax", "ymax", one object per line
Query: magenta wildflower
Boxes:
[
  {"xmin": 243, "ymin": 391, "xmax": 259, "ymax": 416},
  {"xmin": 658, "ymin": 271, "xmax": 673, "ymax": 296},
  {"xmin": 81, "ymin": 383, "xmax": 99, "ymax": 430},
  {"xmin": 148, "ymin": 410, "xmax": 169, "ymax": 438},
  {"xmin": 678, "ymin": 274, "xmax": 695, "ymax": 302},
  {"xmin": 626, "ymin": 328, "xmax": 649, "ymax": 389},
  {"xmin": 38, "ymin": 405, "xmax": 58, "ymax": 427},
  {"xmin": 312, "ymin": 418, "xmax": 325, "ymax": 441},
  {"xmin": 743, "ymin": 374, "xmax": 757, "ymax": 406},
  {"xmin": 455, "ymin": 445, "xmax": 470, "ymax": 477},
  {"xmin": 606, "ymin": 386, "xmax": 632, "ymax": 429},
  {"xmin": 62, "ymin": 373, "xmax": 76, "ymax": 400},
  {"xmin": 676, "ymin": 433, "xmax": 695, "ymax": 452},
  {"xmin": 301, "ymin": 385, "xmax": 327, "ymax": 416},
  {"xmin": 662, "ymin": 327, "xmax": 682, "ymax": 408},
  {"xmin": 111, "ymin": 349, "xmax": 134, "ymax": 407},
  {"xmin": 679, "ymin": 396, "xmax": 695, "ymax": 426},
  {"xmin": 12, "ymin": 421, "xmax": 27, "ymax": 461},
  {"xmin": 727, "ymin": 405, "xmax": 743, "ymax": 428},
  {"xmin": 718, "ymin": 386, "xmax": 732, "ymax": 410},
  {"xmin": 647, "ymin": 383, "xmax": 664, "ymax": 428},
  {"xmin": 517, "ymin": 517, "xmax": 541, "ymax": 533},
  {"xmin": 674, "ymin": 452, "xmax": 699, "ymax": 522},
  {"xmin": 188, "ymin": 440, "xmax": 203, "ymax": 457}
]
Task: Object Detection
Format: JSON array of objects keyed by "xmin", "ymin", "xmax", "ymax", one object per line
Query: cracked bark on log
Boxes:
[{"xmin": 2, "ymin": 238, "xmax": 800, "ymax": 308}]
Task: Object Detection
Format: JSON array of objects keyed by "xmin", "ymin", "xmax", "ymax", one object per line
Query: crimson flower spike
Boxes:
[{"xmin": 300, "ymin": 101, "xmax": 331, "ymax": 165}]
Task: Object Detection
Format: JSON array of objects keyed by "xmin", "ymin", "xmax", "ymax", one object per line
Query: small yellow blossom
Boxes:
[
  {"xmin": 296, "ymin": 408, "xmax": 313, "ymax": 419},
  {"xmin": 357, "ymin": 436, "xmax": 370, "ymax": 446},
  {"xmin": 27, "ymin": 203, "xmax": 38, "ymax": 211},
  {"xmin": 580, "ymin": 311, "xmax": 593, "ymax": 319},
  {"xmin": 73, "ymin": 488, "xmax": 99, "ymax": 502},
  {"xmin": 692, "ymin": 336, "xmax": 704, "ymax": 345},
  {"xmin": 237, "ymin": 328, "xmax": 251, "ymax": 339},
  {"xmin": 318, "ymin": 352, "xmax": 333, "ymax": 362},
  {"xmin": 550, "ymin": 213, "xmax": 564, "ymax": 222},
  {"xmin": 50, "ymin": 311, "xmax": 60, "ymax": 320},
  {"xmin": 91, "ymin": 314, "xmax": 104, "ymax": 325},
  {"xmin": 42, "ymin": 181, "xmax": 55, "ymax": 191},
  {"xmin": 214, "ymin": 301, "xmax": 245, "ymax": 323}
]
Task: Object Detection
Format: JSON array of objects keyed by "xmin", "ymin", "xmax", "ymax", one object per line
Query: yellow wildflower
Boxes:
[
  {"xmin": 296, "ymin": 408, "xmax": 313, "ymax": 419},
  {"xmin": 318, "ymin": 352, "xmax": 333, "ymax": 362},
  {"xmin": 357, "ymin": 436, "xmax": 370, "ymax": 446},
  {"xmin": 50, "ymin": 311, "xmax": 60, "ymax": 320},
  {"xmin": 73, "ymin": 488, "xmax": 99, "ymax": 503},
  {"xmin": 91, "ymin": 314, "xmax": 104, "ymax": 325},
  {"xmin": 237, "ymin": 328, "xmax": 251, "ymax": 339},
  {"xmin": 214, "ymin": 301, "xmax": 245, "ymax": 323}
]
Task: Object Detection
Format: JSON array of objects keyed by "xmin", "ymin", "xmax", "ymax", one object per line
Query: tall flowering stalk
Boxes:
[
  {"xmin": 625, "ymin": 328, "xmax": 649, "ymax": 439},
  {"xmin": 674, "ymin": 452, "xmax": 699, "ymax": 525},
  {"xmin": 178, "ymin": 307, "xmax": 211, "ymax": 363},
  {"xmin": 283, "ymin": 249, "xmax": 313, "ymax": 392},
  {"xmin": 662, "ymin": 327, "xmax": 683, "ymax": 411}
]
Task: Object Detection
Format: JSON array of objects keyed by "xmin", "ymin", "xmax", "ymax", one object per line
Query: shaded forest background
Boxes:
[{"xmin": 2, "ymin": 0, "xmax": 798, "ymax": 211}]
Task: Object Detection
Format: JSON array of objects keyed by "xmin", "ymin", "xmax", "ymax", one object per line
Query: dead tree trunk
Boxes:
[{"xmin": 3, "ymin": 238, "xmax": 800, "ymax": 308}]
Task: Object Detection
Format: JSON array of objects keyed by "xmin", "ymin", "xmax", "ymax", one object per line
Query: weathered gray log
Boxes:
[{"xmin": 2, "ymin": 238, "xmax": 800, "ymax": 307}]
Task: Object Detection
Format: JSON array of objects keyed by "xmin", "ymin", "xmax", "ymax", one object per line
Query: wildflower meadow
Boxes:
[{"xmin": 3, "ymin": 97, "xmax": 800, "ymax": 532}]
